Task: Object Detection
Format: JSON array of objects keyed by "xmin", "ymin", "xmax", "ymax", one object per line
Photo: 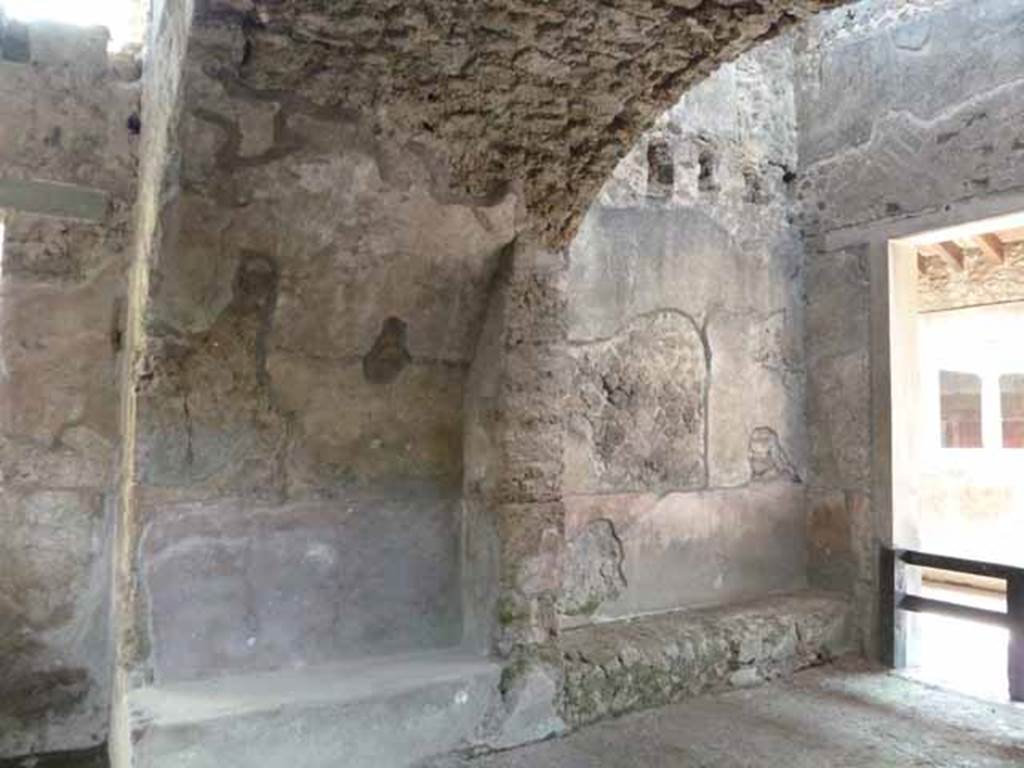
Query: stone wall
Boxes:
[
  {"xmin": 797, "ymin": 0, "xmax": 1024, "ymax": 652},
  {"xmin": 561, "ymin": 36, "xmax": 809, "ymax": 626},
  {"xmin": 0, "ymin": 20, "xmax": 140, "ymax": 757}
]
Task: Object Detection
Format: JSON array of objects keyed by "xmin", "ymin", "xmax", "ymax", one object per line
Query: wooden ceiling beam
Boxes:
[
  {"xmin": 996, "ymin": 225, "xmax": 1024, "ymax": 244},
  {"xmin": 973, "ymin": 233, "xmax": 1005, "ymax": 265},
  {"xmin": 919, "ymin": 241, "xmax": 965, "ymax": 271}
]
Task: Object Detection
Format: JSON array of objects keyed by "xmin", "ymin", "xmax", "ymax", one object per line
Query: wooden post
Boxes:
[
  {"xmin": 1008, "ymin": 573, "xmax": 1024, "ymax": 702},
  {"xmin": 879, "ymin": 547, "xmax": 904, "ymax": 668}
]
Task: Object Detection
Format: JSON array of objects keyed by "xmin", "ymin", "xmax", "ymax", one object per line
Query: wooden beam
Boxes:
[
  {"xmin": 973, "ymin": 233, "xmax": 1005, "ymax": 265},
  {"xmin": 897, "ymin": 593, "xmax": 1010, "ymax": 628},
  {"xmin": 899, "ymin": 548, "xmax": 1024, "ymax": 580},
  {"xmin": 997, "ymin": 225, "xmax": 1024, "ymax": 244},
  {"xmin": 935, "ymin": 241, "xmax": 965, "ymax": 270},
  {"xmin": 919, "ymin": 241, "xmax": 965, "ymax": 271},
  {"xmin": 1010, "ymin": 574, "xmax": 1024, "ymax": 702}
]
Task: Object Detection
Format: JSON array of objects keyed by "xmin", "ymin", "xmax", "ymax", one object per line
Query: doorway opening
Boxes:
[{"xmin": 888, "ymin": 212, "xmax": 1024, "ymax": 703}]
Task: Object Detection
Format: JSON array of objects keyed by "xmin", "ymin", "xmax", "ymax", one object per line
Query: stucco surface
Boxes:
[{"xmin": 560, "ymin": 37, "xmax": 808, "ymax": 627}]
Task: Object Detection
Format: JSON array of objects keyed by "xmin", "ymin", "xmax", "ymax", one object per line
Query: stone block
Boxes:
[
  {"xmin": 799, "ymin": 1, "xmax": 1024, "ymax": 167},
  {"xmin": 269, "ymin": 354, "xmax": 466, "ymax": 493},
  {"xmin": 2, "ymin": 212, "xmax": 126, "ymax": 282},
  {"xmin": 0, "ymin": 57, "xmax": 137, "ymax": 202},
  {"xmin": 0, "ymin": 489, "xmax": 109, "ymax": 757},
  {"xmin": 805, "ymin": 244, "xmax": 870, "ymax": 364},
  {"xmin": 163, "ymin": 99, "xmax": 516, "ymax": 361},
  {"xmin": 0, "ymin": 179, "xmax": 109, "ymax": 222},
  {"xmin": 807, "ymin": 488, "xmax": 858, "ymax": 592},
  {"xmin": 568, "ymin": 207, "xmax": 766, "ymax": 342},
  {"xmin": 27, "ymin": 22, "xmax": 108, "ymax": 75},
  {"xmin": 484, "ymin": 660, "xmax": 566, "ymax": 751},
  {"xmin": 798, "ymin": 3, "xmax": 1024, "ymax": 232}
]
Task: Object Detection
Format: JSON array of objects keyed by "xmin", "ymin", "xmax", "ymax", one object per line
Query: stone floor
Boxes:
[
  {"xmin": 0, "ymin": 745, "xmax": 106, "ymax": 768},
  {"xmin": 427, "ymin": 660, "xmax": 1024, "ymax": 767},
  {"xmin": 11, "ymin": 661, "xmax": 1024, "ymax": 767}
]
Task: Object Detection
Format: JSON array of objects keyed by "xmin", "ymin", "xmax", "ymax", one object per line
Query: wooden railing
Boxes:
[{"xmin": 880, "ymin": 547, "xmax": 1024, "ymax": 702}]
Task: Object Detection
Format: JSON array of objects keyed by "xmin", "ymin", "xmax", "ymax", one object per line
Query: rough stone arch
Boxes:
[{"xmin": 198, "ymin": 0, "xmax": 840, "ymax": 244}]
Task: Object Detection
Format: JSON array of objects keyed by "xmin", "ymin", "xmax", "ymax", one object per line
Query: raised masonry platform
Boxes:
[
  {"xmin": 119, "ymin": 593, "xmax": 851, "ymax": 768},
  {"xmin": 560, "ymin": 591, "xmax": 852, "ymax": 727},
  {"xmin": 123, "ymin": 650, "xmax": 502, "ymax": 768}
]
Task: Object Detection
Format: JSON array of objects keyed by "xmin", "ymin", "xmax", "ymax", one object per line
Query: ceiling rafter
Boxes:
[{"xmin": 972, "ymin": 233, "xmax": 1005, "ymax": 265}]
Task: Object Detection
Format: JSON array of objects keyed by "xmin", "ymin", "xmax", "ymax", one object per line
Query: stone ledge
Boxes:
[
  {"xmin": 0, "ymin": 179, "xmax": 109, "ymax": 221},
  {"xmin": 122, "ymin": 650, "xmax": 503, "ymax": 768},
  {"xmin": 560, "ymin": 591, "xmax": 852, "ymax": 727}
]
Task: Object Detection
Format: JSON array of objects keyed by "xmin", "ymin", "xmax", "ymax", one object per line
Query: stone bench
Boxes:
[
  {"xmin": 122, "ymin": 650, "xmax": 503, "ymax": 768},
  {"xmin": 560, "ymin": 591, "xmax": 852, "ymax": 727}
]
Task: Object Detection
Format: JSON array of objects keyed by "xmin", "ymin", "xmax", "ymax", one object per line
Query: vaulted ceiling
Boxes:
[{"xmin": 196, "ymin": 0, "xmax": 841, "ymax": 245}]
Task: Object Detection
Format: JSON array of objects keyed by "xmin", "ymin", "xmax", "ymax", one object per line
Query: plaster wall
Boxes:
[
  {"xmin": 561, "ymin": 37, "xmax": 809, "ymax": 626},
  {"xmin": 0, "ymin": 19, "xmax": 140, "ymax": 757},
  {"xmin": 116, "ymin": 0, "xmax": 846, "ymax": 695},
  {"xmin": 916, "ymin": 304, "xmax": 1024, "ymax": 568},
  {"xmin": 797, "ymin": 0, "xmax": 1024, "ymax": 652},
  {"xmin": 127, "ymin": 12, "xmax": 519, "ymax": 684}
]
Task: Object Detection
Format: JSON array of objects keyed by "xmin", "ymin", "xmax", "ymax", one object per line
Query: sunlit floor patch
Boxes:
[{"xmin": 900, "ymin": 581, "xmax": 1012, "ymax": 703}]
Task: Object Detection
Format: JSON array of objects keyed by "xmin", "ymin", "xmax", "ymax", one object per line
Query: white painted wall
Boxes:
[{"xmin": 917, "ymin": 303, "xmax": 1024, "ymax": 566}]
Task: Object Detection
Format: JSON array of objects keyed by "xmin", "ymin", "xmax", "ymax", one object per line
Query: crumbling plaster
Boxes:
[
  {"xmin": 560, "ymin": 35, "xmax": 809, "ymax": 626},
  {"xmin": 0, "ymin": 19, "xmax": 141, "ymax": 758}
]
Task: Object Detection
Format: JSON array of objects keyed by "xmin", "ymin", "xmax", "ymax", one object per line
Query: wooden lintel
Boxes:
[{"xmin": 974, "ymin": 233, "xmax": 1005, "ymax": 265}]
